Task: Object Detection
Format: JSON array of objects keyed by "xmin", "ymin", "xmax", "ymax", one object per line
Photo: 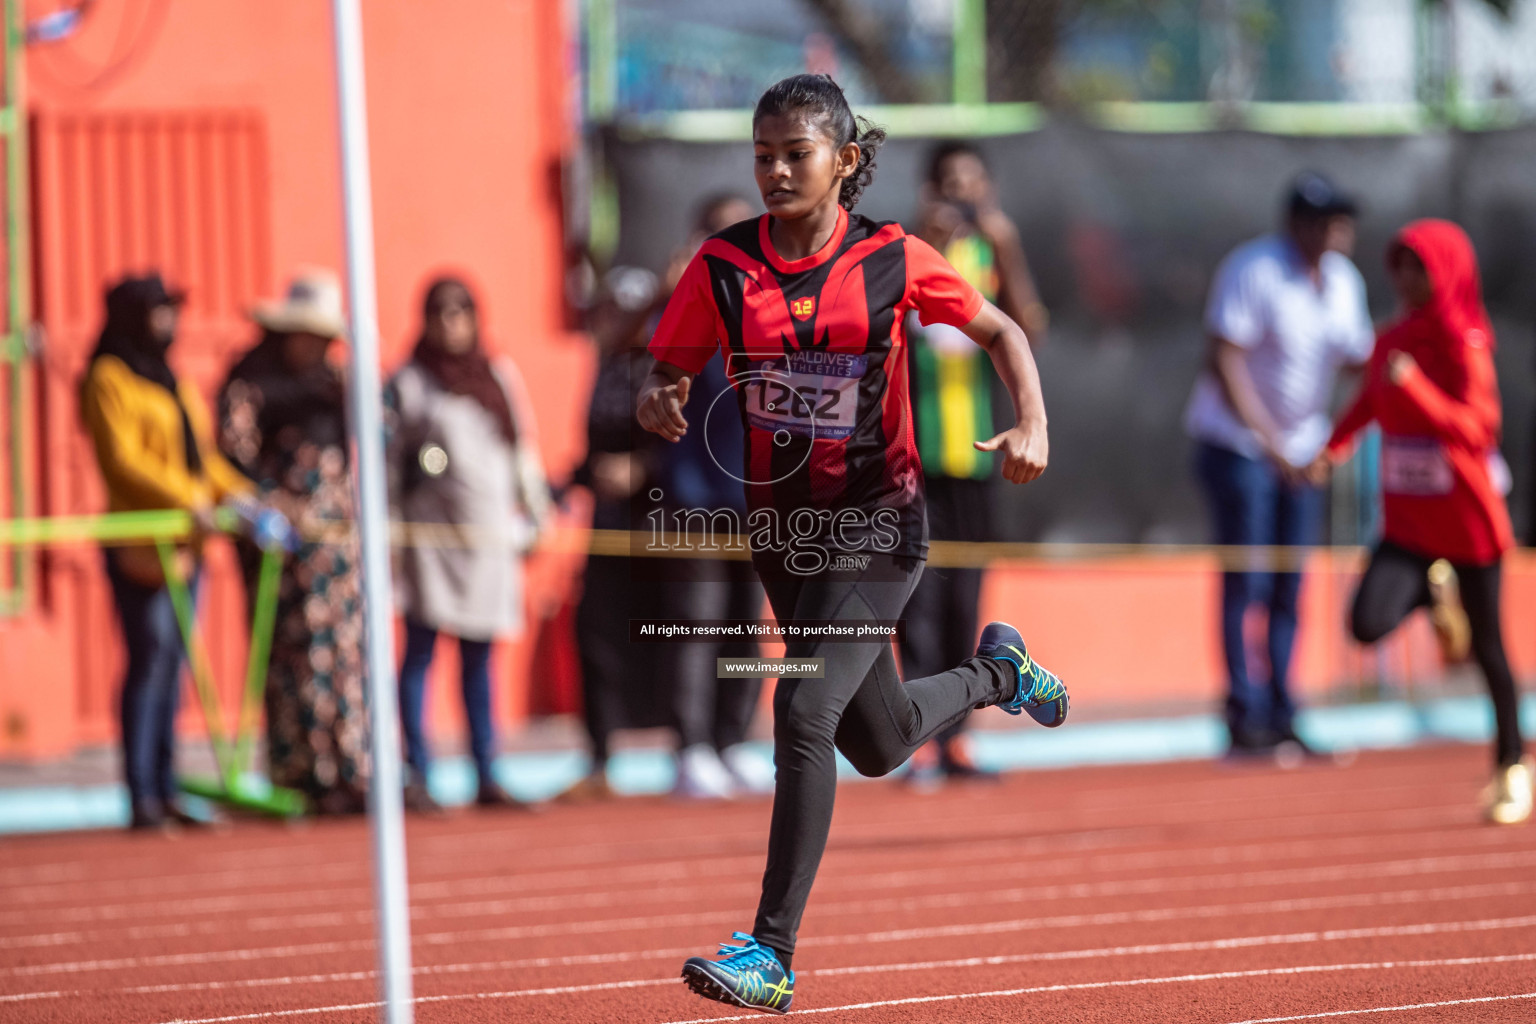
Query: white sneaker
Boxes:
[
  {"xmin": 1483, "ymin": 757, "xmax": 1534, "ymax": 826},
  {"xmin": 675, "ymin": 744, "xmax": 737, "ymax": 800},
  {"xmin": 720, "ymin": 743, "xmax": 776, "ymax": 794}
]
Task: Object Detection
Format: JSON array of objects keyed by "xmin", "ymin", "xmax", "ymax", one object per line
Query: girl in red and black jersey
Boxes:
[
  {"xmin": 1318, "ymin": 219, "xmax": 1529, "ymax": 825},
  {"xmin": 637, "ymin": 74, "xmax": 1067, "ymax": 1013}
]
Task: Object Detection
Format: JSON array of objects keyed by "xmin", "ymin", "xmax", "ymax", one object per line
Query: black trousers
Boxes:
[
  {"xmin": 751, "ymin": 550, "xmax": 1012, "ymax": 962},
  {"xmin": 1350, "ymin": 541, "xmax": 1524, "ymax": 767},
  {"xmin": 574, "ymin": 555, "xmax": 637, "ymax": 767},
  {"xmin": 105, "ymin": 554, "xmax": 193, "ymax": 814},
  {"xmin": 659, "ymin": 556, "xmax": 765, "ymax": 751},
  {"xmin": 899, "ymin": 477, "xmax": 990, "ymax": 747}
]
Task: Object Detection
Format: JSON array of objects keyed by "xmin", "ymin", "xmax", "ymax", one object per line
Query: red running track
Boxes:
[{"xmin": 2, "ymin": 744, "xmax": 1535, "ymax": 1023}]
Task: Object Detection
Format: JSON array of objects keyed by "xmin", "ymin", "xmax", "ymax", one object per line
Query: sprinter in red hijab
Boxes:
[{"xmin": 1319, "ymin": 219, "xmax": 1527, "ymax": 824}]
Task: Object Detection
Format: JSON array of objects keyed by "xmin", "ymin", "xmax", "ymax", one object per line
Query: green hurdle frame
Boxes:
[
  {"xmin": 154, "ymin": 538, "xmax": 306, "ymax": 818},
  {"xmin": 0, "ymin": 510, "xmax": 308, "ymax": 817}
]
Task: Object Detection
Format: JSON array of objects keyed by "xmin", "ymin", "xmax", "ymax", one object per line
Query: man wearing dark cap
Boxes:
[{"xmin": 1184, "ymin": 172, "xmax": 1374, "ymax": 759}]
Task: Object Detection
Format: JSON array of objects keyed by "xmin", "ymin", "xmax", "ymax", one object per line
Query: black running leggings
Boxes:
[
  {"xmin": 1350, "ymin": 541, "xmax": 1524, "ymax": 767},
  {"xmin": 751, "ymin": 551, "xmax": 1012, "ymax": 966}
]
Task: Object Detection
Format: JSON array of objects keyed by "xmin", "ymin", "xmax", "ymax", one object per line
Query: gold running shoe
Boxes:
[
  {"xmin": 1427, "ymin": 559, "xmax": 1472, "ymax": 663},
  {"xmin": 1482, "ymin": 758, "xmax": 1534, "ymax": 826}
]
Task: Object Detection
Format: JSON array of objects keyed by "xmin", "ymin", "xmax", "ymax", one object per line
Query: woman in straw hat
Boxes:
[{"xmin": 218, "ymin": 270, "xmax": 370, "ymax": 815}]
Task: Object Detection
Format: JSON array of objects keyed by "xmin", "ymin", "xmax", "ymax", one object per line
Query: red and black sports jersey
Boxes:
[{"xmin": 648, "ymin": 206, "xmax": 984, "ymax": 558}]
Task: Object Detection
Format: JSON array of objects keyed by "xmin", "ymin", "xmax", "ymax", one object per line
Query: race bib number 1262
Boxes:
[{"xmin": 744, "ymin": 351, "xmax": 866, "ymax": 440}]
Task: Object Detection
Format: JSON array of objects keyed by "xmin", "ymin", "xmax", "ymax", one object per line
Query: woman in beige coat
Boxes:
[{"xmin": 387, "ymin": 276, "xmax": 551, "ymax": 811}]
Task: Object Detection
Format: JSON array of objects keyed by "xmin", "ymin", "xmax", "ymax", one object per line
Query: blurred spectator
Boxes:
[
  {"xmin": 1184, "ymin": 172, "xmax": 1373, "ymax": 758},
  {"xmin": 656, "ymin": 195, "xmax": 771, "ymax": 799},
  {"xmin": 901, "ymin": 142, "xmax": 1046, "ymax": 782},
  {"xmin": 916, "ymin": 142, "xmax": 1048, "ymax": 340},
  {"xmin": 1321, "ymin": 220, "xmax": 1527, "ymax": 823},
  {"xmin": 386, "ymin": 277, "xmax": 552, "ymax": 813},
  {"xmin": 218, "ymin": 270, "xmax": 370, "ymax": 815},
  {"xmin": 557, "ymin": 263, "xmax": 664, "ymax": 802},
  {"xmin": 80, "ymin": 273, "xmax": 253, "ymax": 830}
]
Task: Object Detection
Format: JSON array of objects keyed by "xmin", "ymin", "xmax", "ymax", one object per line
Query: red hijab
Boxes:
[{"xmin": 1385, "ymin": 219, "xmax": 1494, "ymax": 355}]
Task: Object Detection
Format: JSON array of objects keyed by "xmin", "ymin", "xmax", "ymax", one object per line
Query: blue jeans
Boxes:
[
  {"xmin": 398, "ymin": 620, "xmax": 496, "ymax": 783},
  {"xmin": 1195, "ymin": 441, "xmax": 1323, "ymax": 742},
  {"xmin": 106, "ymin": 554, "xmax": 196, "ymax": 813}
]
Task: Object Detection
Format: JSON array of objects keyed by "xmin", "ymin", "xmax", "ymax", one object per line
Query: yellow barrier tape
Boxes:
[{"xmin": 6, "ymin": 511, "xmax": 1530, "ymax": 573}]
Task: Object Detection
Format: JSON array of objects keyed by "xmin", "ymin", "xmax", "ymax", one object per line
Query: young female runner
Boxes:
[
  {"xmin": 637, "ymin": 74, "xmax": 1067, "ymax": 1014},
  {"xmin": 1317, "ymin": 219, "xmax": 1529, "ymax": 824}
]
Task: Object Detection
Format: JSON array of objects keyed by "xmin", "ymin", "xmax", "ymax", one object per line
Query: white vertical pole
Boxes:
[{"xmin": 329, "ymin": 2, "xmax": 415, "ymax": 1022}]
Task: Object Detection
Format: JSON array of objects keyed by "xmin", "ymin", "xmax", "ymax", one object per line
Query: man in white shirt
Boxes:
[{"xmin": 1185, "ymin": 172, "xmax": 1374, "ymax": 757}]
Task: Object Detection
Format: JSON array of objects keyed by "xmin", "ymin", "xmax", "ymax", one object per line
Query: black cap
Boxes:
[
  {"xmin": 1288, "ymin": 171, "xmax": 1357, "ymax": 219},
  {"xmin": 105, "ymin": 272, "xmax": 186, "ymax": 319}
]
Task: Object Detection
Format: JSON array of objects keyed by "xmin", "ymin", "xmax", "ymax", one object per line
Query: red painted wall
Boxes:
[
  {"xmin": 981, "ymin": 552, "xmax": 1536, "ymax": 714},
  {"xmin": 0, "ymin": 0, "xmax": 592, "ymax": 758}
]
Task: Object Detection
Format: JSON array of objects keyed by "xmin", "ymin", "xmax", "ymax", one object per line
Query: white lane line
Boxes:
[
  {"xmin": 410, "ymin": 770, "xmax": 1471, "ymax": 857},
  {"xmin": 819, "ymin": 880, "xmax": 1536, "ymax": 948},
  {"xmin": 2, "ymin": 754, "xmax": 1463, "ymax": 888},
  {"xmin": 0, "ymin": 989, "xmax": 67, "ymax": 1003},
  {"xmin": 5, "ymin": 815, "xmax": 1516, "ymax": 942},
  {"xmin": 0, "ymin": 798, "xmax": 1473, "ymax": 925},
  {"xmin": 0, "ymin": 828, "xmax": 765, "ymax": 907},
  {"xmin": 810, "ymin": 913, "xmax": 1536, "ymax": 976},
  {"xmin": 1222, "ymin": 992, "xmax": 1536, "ymax": 1023},
  {"xmin": 146, "ymin": 952, "xmax": 1536, "ymax": 1024},
  {"xmin": 11, "ymin": 825, "xmax": 1484, "ymax": 946},
  {"xmin": 18, "ymin": 909, "xmax": 1533, "ymax": 1006},
  {"xmin": 5, "ymin": 820, "xmax": 1520, "ymax": 948},
  {"xmin": 0, "ymin": 780, "xmax": 1473, "ymax": 909},
  {"xmin": 402, "ymin": 824, "xmax": 1536, "ymax": 925},
  {"xmin": 659, "ymin": 956, "xmax": 1536, "ymax": 1023},
  {"xmin": 155, "ymin": 978, "xmax": 677, "ymax": 1024},
  {"xmin": 6, "ymin": 882, "xmax": 1533, "ymax": 994},
  {"xmin": 9, "ymin": 839, "xmax": 1533, "ymax": 961},
  {"xmin": 0, "ymin": 939, "xmax": 375, "ymax": 979}
]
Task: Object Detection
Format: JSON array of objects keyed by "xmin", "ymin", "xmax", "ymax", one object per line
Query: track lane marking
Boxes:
[
  {"xmin": 0, "ymin": 779, "xmax": 1476, "ymax": 907},
  {"xmin": 658, "ymin": 955, "xmax": 1536, "ymax": 1023},
  {"xmin": 1222, "ymin": 992, "xmax": 1536, "ymax": 1023},
  {"xmin": 0, "ymin": 797, "xmax": 1476, "ymax": 923},
  {"xmin": 138, "ymin": 952, "xmax": 1536, "ymax": 1023},
  {"xmin": 8, "ymin": 821, "xmax": 1525, "ymax": 946},
  {"xmin": 154, "ymin": 979, "xmax": 675, "ymax": 1024},
  {"xmin": 8, "ymin": 842, "xmax": 1534, "ymax": 963},
  {"xmin": 7, "ymin": 889, "xmax": 1535, "ymax": 997},
  {"xmin": 9, "ymin": 909, "xmax": 1536, "ymax": 1006},
  {"xmin": 4, "ymin": 752, "xmax": 1476, "ymax": 888}
]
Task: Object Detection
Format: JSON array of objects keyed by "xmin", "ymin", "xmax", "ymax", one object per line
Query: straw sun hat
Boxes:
[{"xmin": 252, "ymin": 268, "xmax": 348, "ymax": 338}]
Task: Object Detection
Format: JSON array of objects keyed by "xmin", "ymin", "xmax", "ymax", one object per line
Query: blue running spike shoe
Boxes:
[
  {"xmin": 681, "ymin": 932, "xmax": 795, "ymax": 1014},
  {"xmin": 978, "ymin": 621, "xmax": 1069, "ymax": 728}
]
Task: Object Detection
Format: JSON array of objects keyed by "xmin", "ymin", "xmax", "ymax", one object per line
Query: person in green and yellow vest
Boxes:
[{"xmin": 901, "ymin": 141, "xmax": 1048, "ymax": 782}]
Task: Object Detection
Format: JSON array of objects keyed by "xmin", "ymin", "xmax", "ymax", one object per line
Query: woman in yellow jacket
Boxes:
[{"xmin": 80, "ymin": 274, "xmax": 253, "ymax": 830}]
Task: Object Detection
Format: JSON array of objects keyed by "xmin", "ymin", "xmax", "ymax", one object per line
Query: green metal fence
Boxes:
[
  {"xmin": 1, "ymin": 0, "xmax": 29, "ymax": 617},
  {"xmin": 585, "ymin": 0, "xmax": 1536, "ymax": 137}
]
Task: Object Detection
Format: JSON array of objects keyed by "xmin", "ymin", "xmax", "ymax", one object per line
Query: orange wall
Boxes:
[
  {"xmin": 3, "ymin": 4, "xmax": 1531, "ymax": 764},
  {"xmin": 980, "ymin": 551, "xmax": 1536, "ymax": 711},
  {"xmin": 0, "ymin": 1, "xmax": 593, "ymax": 758}
]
